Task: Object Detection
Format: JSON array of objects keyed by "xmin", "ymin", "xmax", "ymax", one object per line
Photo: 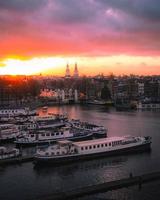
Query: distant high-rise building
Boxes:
[
  {"xmin": 65, "ymin": 63, "xmax": 71, "ymax": 78},
  {"xmin": 73, "ymin": 63, "xmax": 79, "ymax": 78}
]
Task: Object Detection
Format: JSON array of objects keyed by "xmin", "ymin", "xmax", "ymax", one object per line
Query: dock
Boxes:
[
  {"xmin": 40, "ymin": 171, "xmax": 160, "ymax": 200},
  {"xmin": 0, "ymin": 156, "xmax": 34, "ymax": 165}
]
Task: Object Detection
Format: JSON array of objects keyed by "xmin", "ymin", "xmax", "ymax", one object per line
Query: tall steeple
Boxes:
[
  {"xmin": 73, "ymin": 62, "xmax": 79, "ymax": 78},
  {"xmin": 65, "ymin": 63, "xmax": 71, "ymax": 78}
]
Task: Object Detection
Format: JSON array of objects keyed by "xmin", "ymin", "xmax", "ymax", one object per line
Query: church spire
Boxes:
[
  {"xmin": 73, "ymin": 62, "xmax": 79, "ymax": 78},
  {"xmin": 65, "ymin": 63, "xmax": 71, "ymax": 78}
]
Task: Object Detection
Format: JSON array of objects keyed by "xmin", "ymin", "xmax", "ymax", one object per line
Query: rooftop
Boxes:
[{"xmin": 73, "ymin": 137, "xmax": 124, "ymax": 147}]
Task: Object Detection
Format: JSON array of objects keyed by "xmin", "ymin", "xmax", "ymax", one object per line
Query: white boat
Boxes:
[
  {"xmin": 0, "ymin": 107, "xmax": 36, "ymax": 117},
  {"xmin": 87, "ymin": 100, "xmax": 107, "ymax": 105},
  {"xmin": 0, "ymin": 147, "xmax": 20, "ymax": 160},
  {"xmin": 34, "ymin": 136, "xmax": 151, "ymax": 165},
  {"xmin": 0, "ymin": 124, "xmax": 21, "ymax": 142},
  {"xmin": 69, "ymin": 119, "xmax": 107, "ymax": 138},
  {"xmin": 15, "ymin": 114, "xmax": 67, "ymax": 131},
  {"xmin": 33, "ymin": 114, "xmax": 67, "ymax": 129},
  {"xmin": 14, "ymin": 127, "xmax": 93, "ymax": 146}
]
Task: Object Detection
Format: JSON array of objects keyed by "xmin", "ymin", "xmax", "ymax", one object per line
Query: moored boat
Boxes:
[
  {"xmin": 0, "ymin": 147, "xmax": 20, "ymax": 160},
  {"xmin": 0, "ymin": 107, "xmax": 36, "ymax": 117},
  {"xmin": 14, "ymin": 127, "xmax": 93, "ymax": 147},
  {"xmin": 87, "ymin": 100, "xmax": 107, "ymax": 105},
  {"xmin": 0, "ymin": 124, "xmax": 21, "ymax": 142},
  {"xmin": 33, "ymin": 136, "xmax": 151, "ymax": 166},
  {"xmin": 69, "ymin": 119, "xmax": 107, "ymax": 138},
  {"xmin": 33, "ymin": 114, "xmax": 67, "ymax": 129}
]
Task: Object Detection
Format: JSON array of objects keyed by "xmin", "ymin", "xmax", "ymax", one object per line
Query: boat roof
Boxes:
[
  {"xmin": 0, "ymin": 124, "xmax": 14, "ymax": 127},
  {"xmin": 58, "ymin": 140, "xmax": 73, "ymax": 145},
  {"xmin": 73, "ymin": 137, "xmax": 125, "ymax": 147}
]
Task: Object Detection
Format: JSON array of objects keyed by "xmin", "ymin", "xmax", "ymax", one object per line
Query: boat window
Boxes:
[
  {"xmin": 61, "ymin": 132, "xmax": 63, "ymax": 135},
  {"xmin": 56, "ymin": 132, "xmax": 59, "ymax": 136},
  {"xmin": 85, "ymin": 146, "xmax": 88, "ymax": 150},
  {"xmin": 101, "ymin": 144, "xmax": 104, "ymax": 147},
  {"xmin": 105, "ymin": 143, "xmax": 107, "ymax": 147},
  {"xmin": 93, "ymin": 145, "xmax": 96, "ymax": 148},
  {"xmin": 41, "ymin": 133, "xmax": 45, "ymax": 137},
  {"xmin": 51, "ymin": 152, "xmax": 54, "ymax": 155},
  {"xmin": 109, "ymin": 143, "xmax": 111, "ymax": 146},
  {"xmin": 97, "ymin": 144, "xmax": 100, "ymax": 148},
  {"xmin": 57, "ymin": 152, "xmax": 60, "ymax": 155},
  {"xmin": 89, "ymin": 146, "xmax": 92, "ymax": 149},
  {"xmin": 46, "ymin": 133, "xmax": 50, "ymax": 136},
  {"xmin": 51, "ymin": 133, "xmax": 54, "ymax": 136},
  {"xmin": 46, "ymin": 152, "xmax": 49, "ymax": 156},
  {"xmin": 31, "ymin": 134, "xmax": 34, "ymax": 137},
  {"xmin": 81, "ymin": 147, "xmax": 84, "ymax": 150}
]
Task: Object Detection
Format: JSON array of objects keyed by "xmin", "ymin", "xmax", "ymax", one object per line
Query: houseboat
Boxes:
[
  {"xmin": 69, "ymin": 119, "xmax": 107, "ymax": 138},
  {"xmin": 14, "ymin": 127, "xmax": 93, "ymax": 146},
  {"xmin": 33, "ymin": 114, "xmax": 67, "ymax": 129},
  {"xmin": 0, "ymin": 124, "xmax": 21, "ymax": 142},
  {"xmin": 34, "ymin": 135, "xmax": 151, "ymax": 165},
  {"xmin": 15, "ymin": 114, "xmax": 67, "ymax": 131},
  {"xmin": 137, "ymin": 102, "xmax": 160, "ymax": 110},
  {"xmin": 0, "ymin": 146, "xmax": 20, "ymax": 160},
  {"xmin": 0, "ymin": 107, "xmax": 36, "ymax": 117}
]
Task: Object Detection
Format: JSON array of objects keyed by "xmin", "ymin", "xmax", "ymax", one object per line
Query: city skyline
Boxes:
[{"xmin": 0, "ymin": 0, "xmax": 160, "ymax": 75}]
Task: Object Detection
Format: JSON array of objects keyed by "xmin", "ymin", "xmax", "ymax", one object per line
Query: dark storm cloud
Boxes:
[
  {"xmin": 48, "ymin": 0, "xmax": 98, "ymax": 24},
  {"xmin": 0, "ymin": 0, "xmax": 160, "ymax": 57},
  {"xmin": 98, "ymin": 0, "xmax": 160, "ymax": 22},
  {"xmin": 0, "ymin": 0, "xmax": 46, "ymax": 12}
]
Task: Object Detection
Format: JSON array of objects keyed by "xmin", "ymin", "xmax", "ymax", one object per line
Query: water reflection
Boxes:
[
  {"xmin": 34, "ymin": 156, "xmax": 128, "ymax": 176},
  {"xmin": 1, "ymin": 105, "xmax": 160, "ymax": 200}
]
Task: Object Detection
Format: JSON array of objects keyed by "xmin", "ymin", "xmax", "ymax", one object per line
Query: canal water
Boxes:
[{"xmin": 1, "ymin": 105, "xmax": 160, "ymax": 200}]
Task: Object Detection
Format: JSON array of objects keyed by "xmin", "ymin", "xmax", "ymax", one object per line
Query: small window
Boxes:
[
  {"xmin": 89, "ymin": 146, "xmax": 92, "ymax": 149},
  {"xmin": 81, "ymin": 147, "xmax": 84, "ymax": 150},
  {"xmin": 97, "ymin": 144, "xmax": 100, "ymax": 148},
  {"xmin": 109, "ymin": 143, "xmax": 111, "ymax": 146},
  {"xmin": 31, "ymin": 134, "xmax": 34, "ymax": 137},
  {"xmin": 56, "ymin": 132, "xmax": 59, "ymax": 136},
  {"xmin": 101, "ymin": 144, "xmax": 104, "ymax": 147},
  {"xmin": 85, "ymin": 146, "xmax": 88, "ymax": 150},
  {"xmin": 46, "ymin": 133, "xmax": 50, "ymax": 136},
  {"xmin": 61, "ymin": 132, "xmax": 63, "ymax": 135},
  {"xmin": 41, "ymin": 133, "xmax": 45, "ymax": 137},
  {"xmin": 93, "ymin": 145, "xmax": 96, "ymax": 148},
  {"xmin": 105, "ymin": 143, "xmax": 107, "ymax": 147},
  {"xmin": 51, "ymin": 133, "xmax": 54, "ymax": 136}
]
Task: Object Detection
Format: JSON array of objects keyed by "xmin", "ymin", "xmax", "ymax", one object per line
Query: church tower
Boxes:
[
  {"xmin": 73, "ymin": 63, "xmax": 79, "ymax": 78},
  {"xmin": 65, "ymin": 63, "xmax": 71, "ymax": 78}
]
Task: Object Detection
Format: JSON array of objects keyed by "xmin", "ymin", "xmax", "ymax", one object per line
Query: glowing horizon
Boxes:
[{"xmin": 0, "ymin": 55, "xmax": 160, "ymax": 76}]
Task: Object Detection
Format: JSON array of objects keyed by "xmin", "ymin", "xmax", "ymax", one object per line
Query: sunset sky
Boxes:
[{"xmin": 0, "ymin": 0, "xmax": 160, "ymax": 76}]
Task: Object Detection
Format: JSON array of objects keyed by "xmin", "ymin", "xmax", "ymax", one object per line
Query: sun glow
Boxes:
[
  {"xmin": 0, "ymin": 57, "xmax": 72, "ymax": 75},
  {"xmin": 0, "ymin": 55, "xmax": 160, "ymax": 76}
]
